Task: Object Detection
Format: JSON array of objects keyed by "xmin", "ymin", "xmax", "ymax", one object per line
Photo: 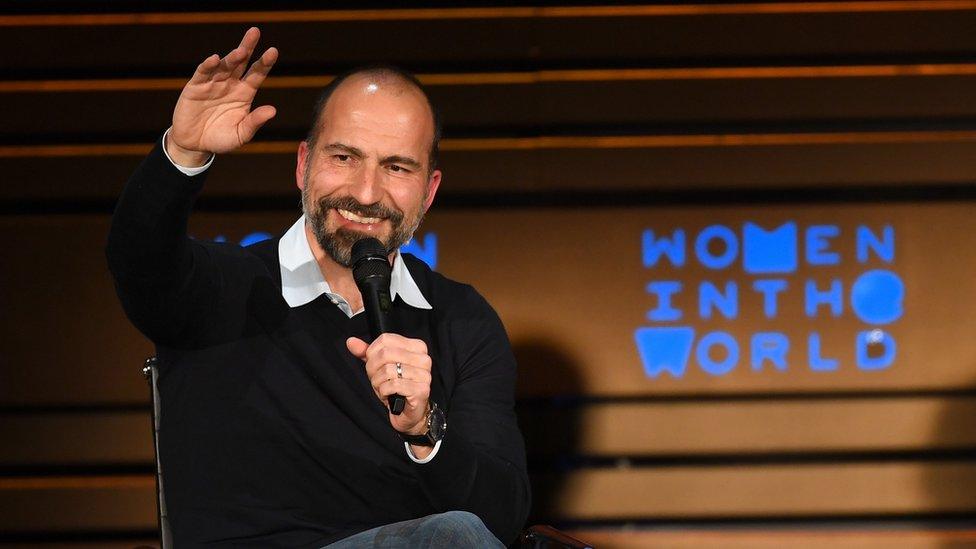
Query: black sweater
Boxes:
[{"xmin": 106, "ymin": 140, "xmax": 530, "ymax": 548}]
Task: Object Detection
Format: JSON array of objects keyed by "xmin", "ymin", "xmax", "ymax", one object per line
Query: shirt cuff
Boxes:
[
  {"xmin": 162, "ymin": 128, "xmax": 214, "ymax": 176},
  {"xmin": 404, "ymin": 439, "xmax": 442, "ymax": 464}
]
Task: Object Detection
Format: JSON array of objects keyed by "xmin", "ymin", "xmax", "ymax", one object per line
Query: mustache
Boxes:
[{"xmin": 317, "ymin": 195, "xmax": 404, "ymax": 224}]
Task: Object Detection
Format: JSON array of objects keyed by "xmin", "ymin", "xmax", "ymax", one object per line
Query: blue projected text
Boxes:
[{"xmin": 637, "ymin": 222, "xmax": 902, "ymax": 378}]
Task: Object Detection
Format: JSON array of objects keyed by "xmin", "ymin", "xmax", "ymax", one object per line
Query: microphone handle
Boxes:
[
  {"xmin": 365, "ymin": 285, "xmax": 406, "ymax": 416},
  {"xmin": 387, "ymin": 393, "xmax": 407, "ymax": 416}
]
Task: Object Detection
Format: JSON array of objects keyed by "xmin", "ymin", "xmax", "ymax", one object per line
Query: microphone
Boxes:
[{"xmin": 351, "ymin": 237, "xmax": 406, "ymax": 415}]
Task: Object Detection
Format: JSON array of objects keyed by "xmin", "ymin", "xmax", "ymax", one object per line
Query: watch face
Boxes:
[{"xmin": 428, "ymin": 405, "xmax": 447, "ymax": 441}]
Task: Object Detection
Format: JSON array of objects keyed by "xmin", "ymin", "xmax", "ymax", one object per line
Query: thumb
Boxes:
[
  {"xmin": 239, "ymin": 104, "xmax": 277, "ymax": 143},
  {"xmin": 346, "ymin": 336, "xmax": 369, "ymax": 360}
]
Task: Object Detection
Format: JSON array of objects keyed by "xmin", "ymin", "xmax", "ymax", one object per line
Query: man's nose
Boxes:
[{"xmin": 348, "ymin": 165, "xmax": 383, "ymax": 205}]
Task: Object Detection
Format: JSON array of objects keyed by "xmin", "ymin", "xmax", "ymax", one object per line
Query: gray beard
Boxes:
[{"xmin": 301, "ymin": 185, "xmax": 423, "ymax": 267}]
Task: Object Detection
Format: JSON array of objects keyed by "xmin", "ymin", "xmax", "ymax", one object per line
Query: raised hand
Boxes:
[{"xmin": 167, "ymin": 27, "xmax": 278, "ymax": 167}]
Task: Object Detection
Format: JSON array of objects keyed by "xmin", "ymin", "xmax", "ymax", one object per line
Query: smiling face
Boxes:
[{"xmin": 296, "ymin": 73, "xmax": 441, "ymax": 267}]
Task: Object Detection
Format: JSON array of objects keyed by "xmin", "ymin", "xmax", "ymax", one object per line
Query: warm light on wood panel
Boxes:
[
  {"xmin": 1, "ymin": 463, "xmax": 974, "ymax": 530},
  {"xmin": 568, "ymin": 528, "xmax": 976, "ymax": 549},
  {"xmin": 0, "ymin": 412, "xmax": 153, "ymax": 465},
  {"xmin": 3, "ymin": 2, "xmax": 976, "ymax": 27},
  {"xmin": 536, "ymin": 397, "xmax": 976, "ymax": 456},
  {"xmin": 5, "ymin": 397, "xmax": 974, "ymax": 466},
  {"xmin": 6, "ymin": 63, "xmax": 976, "ymax": 93},
  {"xmin": 5, "ymin": 130, "xmax": 976, "ymax": 159},
  {"xmin": 545, "ymin": 463, "xmax": 976, "ymax": 518},
  {"xmin": 0, "ymin": 474, "xmax": 154, "ymax": 490},
  {"xmin": 440, "ymin": 131, "xmax": 976, "ymax": 150},
  {"xmin": 0, "ymin": 480, "xmax": 155, "ymax": 531}
]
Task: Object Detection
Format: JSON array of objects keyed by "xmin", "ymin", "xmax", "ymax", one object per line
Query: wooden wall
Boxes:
[{"xmin": 2, "ymin": 2, "xmax": 976, "ymax": 547}]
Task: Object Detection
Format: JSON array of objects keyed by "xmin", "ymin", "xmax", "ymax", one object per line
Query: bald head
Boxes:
[{"xmin": 305, "ymin": 66, "xmax": 441, "ymax": 174}]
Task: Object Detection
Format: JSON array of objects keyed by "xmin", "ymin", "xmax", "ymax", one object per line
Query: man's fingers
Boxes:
[
  {"xmin": 243, "ymin": 47, "xmax": 278, "ymax": 88},
  {"xmin": 367, "ymin": 333, "xmax": 428, "ymax": 359},
  {"xmin": 346, "ymin": 336, "xmax": 369, "ymax": 359},
  {"xmin": 237, "ymin": 26, "xmax": 261, "ymax": 55},
  {"xmin": 230, "ymin": 49, "xmax": 253, "ymax": 80},
  {"xmin": 377, "ymin": 379, "xmax": 430, "ymax": 421},
  {"xmin": 213, "ymin": 46, "xmax": 249, "ymax": 82},
  {"xmin": 228, "ymin": 27, "xmax": 262, "ymax": 80},
  {"xmin": 378, "ymin": 363, "xmax": 432, "ymax": 384},
  {"xmin": 364, "ymin": 349, "xmax": 432, "ymax": 379},
  {"xmin": 375, "ymin": 377, "xmax": 430, "ymax": 402},
  {"xmin": 238, "ymin": 105, "xmax": 277, "ymax": 143},
  {"xmin": 188, "ymin": 54, "xmax": 221, "ymax": 85}
]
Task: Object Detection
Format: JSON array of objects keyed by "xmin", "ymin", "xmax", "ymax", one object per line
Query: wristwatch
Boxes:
[{"xmin": 398, "ymin": 402, "xmax": 447, "ymax": 447}]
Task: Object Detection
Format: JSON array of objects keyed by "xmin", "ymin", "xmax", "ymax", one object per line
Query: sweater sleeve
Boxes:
[
  {"xmin": 414, "ymin": 288, "xmax": 531, "ymax": 545},
  {"xmin": 105, "ymin": 136, "xmax": 221, "ymax": 347}
]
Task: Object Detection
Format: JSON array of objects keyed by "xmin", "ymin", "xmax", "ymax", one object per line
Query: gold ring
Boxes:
[{"xmin": 396, "ymin": 362, "xmax": 403, "ymax": 379}]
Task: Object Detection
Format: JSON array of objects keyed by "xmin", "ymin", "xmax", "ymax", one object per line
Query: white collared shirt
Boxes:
[
  {"xmin": 278, "ymin": 215, "xmax": 432, "ymax": 315},
  {"xmin": 163, "ymin": 130, "xmax": 441, "ymax": 463}
]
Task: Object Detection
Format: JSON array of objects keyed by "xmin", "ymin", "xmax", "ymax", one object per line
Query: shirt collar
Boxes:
[{"xmin": 278, "ymin": 215, "xmax": 432, "ymax": 311}]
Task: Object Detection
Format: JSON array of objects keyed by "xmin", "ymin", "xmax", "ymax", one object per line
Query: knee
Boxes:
[
  {"xmin": 423, "ymin": 511, "xmax": 499, "ymax": 546},
  {"xmin": 439, "ymin": 510, "xmax": 485, "ymax": 530}
]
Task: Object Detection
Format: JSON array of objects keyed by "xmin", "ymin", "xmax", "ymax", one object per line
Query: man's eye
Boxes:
[
  {"xmin": 389, "ymin": 165, "xmax": 407, "ymax": 173},
  {"xmin": 334, "ymin": 154, "xmax": 350, "ymax": 162}
]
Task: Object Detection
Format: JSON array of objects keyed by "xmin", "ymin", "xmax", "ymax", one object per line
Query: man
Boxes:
[{"xmin": 107, "ymin": 27, "xmax": 530, "ymax": 547}]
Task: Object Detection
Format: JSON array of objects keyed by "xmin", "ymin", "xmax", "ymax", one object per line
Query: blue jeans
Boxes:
[{"xmin": 324, "ymin": 511, "xmax": 506, "ymax": 548}]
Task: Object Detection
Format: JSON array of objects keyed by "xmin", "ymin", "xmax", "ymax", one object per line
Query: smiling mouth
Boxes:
[{"xmin": 336, "ymin": 208, "xmax": 384, "ymax": 225}]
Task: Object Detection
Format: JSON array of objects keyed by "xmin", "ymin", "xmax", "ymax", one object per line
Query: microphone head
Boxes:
[{"xmin": 351, "ymin": 237, "xmax": 392, "ymax": 285}]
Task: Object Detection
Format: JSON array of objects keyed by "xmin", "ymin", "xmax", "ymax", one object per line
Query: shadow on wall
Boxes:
[{"xmin": 512, "ymin": 337, "xmax": 585, "ymax": 527}]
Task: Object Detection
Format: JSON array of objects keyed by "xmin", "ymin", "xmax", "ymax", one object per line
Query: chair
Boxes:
[
  {"xmin": 142, "ymin": 357, "xmax": 590, "ymax": 549},
  {"xmin": 518, "ymin": 525, "xmax": 592, "ymax": 549},
  {"xmin": 142, "ymin": 356, "xmax": 173, "ymax": 549}
]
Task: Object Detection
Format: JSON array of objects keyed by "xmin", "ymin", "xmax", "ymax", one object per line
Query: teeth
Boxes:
[{"xmin": 337, "ymin": 209, "xmax": 382, "ymax": 224}]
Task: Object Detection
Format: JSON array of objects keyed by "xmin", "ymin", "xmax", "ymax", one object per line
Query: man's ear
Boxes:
[
  {"xmin": 423, "ymin": 169, "xmax": 442, "ymax": 212},
  {"xmin": 295, "ymin": 141, "xmax": 310, "ymax": 191}
]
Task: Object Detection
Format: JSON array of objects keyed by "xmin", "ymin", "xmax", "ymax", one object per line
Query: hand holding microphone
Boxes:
[{"xmin": 346, "ymin": 239, "xmax": 433, "ymax": 435}]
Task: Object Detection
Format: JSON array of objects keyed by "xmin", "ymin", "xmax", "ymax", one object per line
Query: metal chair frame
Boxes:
[{"xmin": 142, "ymin": 357, "xmax": 173, "ymax": 549}]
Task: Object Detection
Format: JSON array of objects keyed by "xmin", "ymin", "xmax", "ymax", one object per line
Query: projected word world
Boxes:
[{"xmin": 635, "ymin": 222, "xmax": 903, "ymax": 379}]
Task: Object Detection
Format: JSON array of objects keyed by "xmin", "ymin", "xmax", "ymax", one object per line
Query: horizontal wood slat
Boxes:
[
  {"xmin": 7, "ymin": 74, "xmax": 976, "ymax": 140},
  {"xmin": 0, "ymin": 543, "xmax": 157, "ymax": 549},
  {"xmin": 2, "ymin": 530, "xmax": 976, "ymax": 549},
  {"xmin": 0, "ymin": 478, "xmax": 155, "ymax": 531},
  {"xmin": 0, "ymin": 0, "xmax": 976, "ymax": 26},
  {"xmin": 7, "ymin": 8, "xmax": 976, "ymax": 77},
  {"xmin": 0, "ymin": 475, "xmax": 153, "ymax": 490},
  {"xmin": 5, "ymin": 2, "xmax": 976, "ymax": 27},
  {"xmin": 7, "ymin": 63, "xmax": 976, "ymax": 92},
  {"xmin": 0, "ymin": 412, "xmax": 152, "ymax": 466},
  {"xmin": 4, "ymin": 141, "xmax": 976, "ymax": 203},
  {"xmin": 3, "ymin": 397, "xmax": 974, "ymax": 466},
  {"xmin": 9, "ymin": 131, "xmax": 976, "ymax": 159},
  {"xmin": 3, "ymin": 462, "xmax": 974, "ymax": 530},
  {"xmin": 0, "ymin": 65, "xmax": 976, "ymax": 143},
  {"xmin": 521, "ymin": 397, "xmax": 976, "ymax": 457},
  {"xmin": 537, "ymin": 462, "xmax": 976, "ymax": 519},
  {"xmin": 9, "ymin": 130, "xmax": 976, "ymax": 159},
  {"xmin": 567, "ymin": 528, "xmax": 976, "ymax": 549},
  {"xmin": 0, "ymin": 8, "xmax": 539, "ymax": 26}
]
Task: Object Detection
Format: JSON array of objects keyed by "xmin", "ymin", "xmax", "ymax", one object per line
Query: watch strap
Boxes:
[
  {"xmin": 397, "ymin": 402, "xmax": 445, "ymax": 447},
  {"xmin": 399, "ymin": 431, "xmax": 435, "ymax": 447}
]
